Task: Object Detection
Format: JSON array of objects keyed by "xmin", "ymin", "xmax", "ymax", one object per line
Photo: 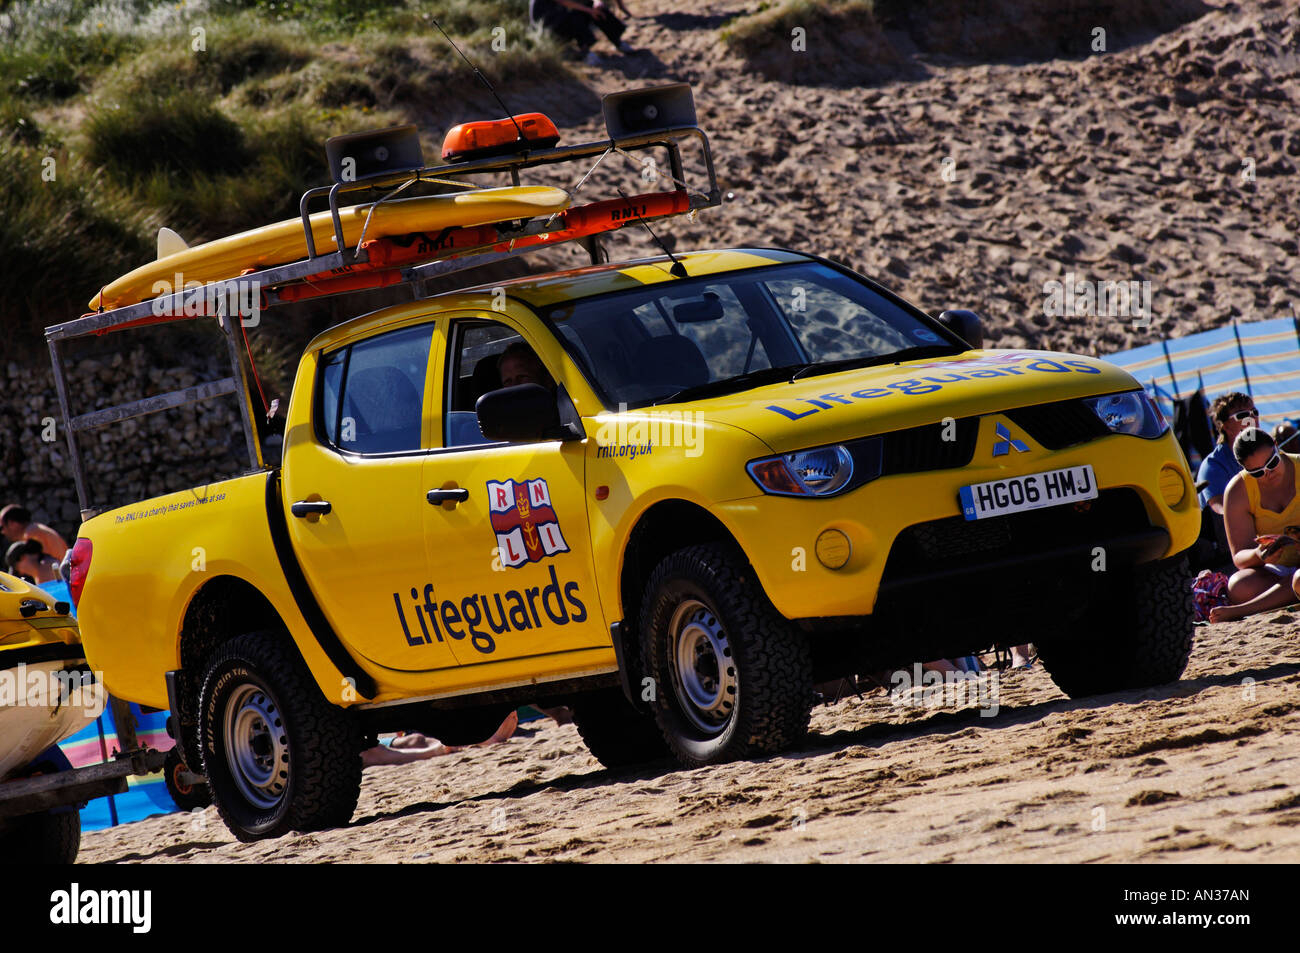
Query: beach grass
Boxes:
[{"xmin": 0, "ymin": 0, "xmax": 566, "ymax": 349}]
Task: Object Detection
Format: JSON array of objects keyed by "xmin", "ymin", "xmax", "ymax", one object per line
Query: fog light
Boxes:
[
  {"xmin": 815, "ymin": 529, "xmax": 852, "ymax": 570},
  {"xmin": 1158, "ymin": 466, "xmax": 1185, "ymax": 506}
]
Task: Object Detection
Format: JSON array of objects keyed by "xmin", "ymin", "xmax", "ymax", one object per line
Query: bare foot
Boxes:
[
  {"xmin": 478, "ymin": 710, "xmax": 518, "ymax": 746},
  {"xmin": 1208, "ymin": 603, "xmax": 1248, "ymax": 623}
]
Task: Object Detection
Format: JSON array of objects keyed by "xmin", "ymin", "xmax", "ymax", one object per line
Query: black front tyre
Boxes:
[
  {"xmin": 198, "ymin": 632, "xmax": 362, "ymax": 842},
  {"xmin": 571, "ymin": 687, "xmax": 671, "ymax": 769},
  {"xmin": 639, "ymin": 543, "xmax": 813, "ymax": 768},
  {"xmin": 1038, "ymin": 555, "xmax": 1195, "ymax": 698}
]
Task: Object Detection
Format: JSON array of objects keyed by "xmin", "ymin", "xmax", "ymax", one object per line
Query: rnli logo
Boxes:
[
  {"xmin": 487, "ymin": 477, "xmax": 570, "ymax": 568},
  {"xmin": 992, "ymin": 421, "xmax": 1029, "ymax": 457}
]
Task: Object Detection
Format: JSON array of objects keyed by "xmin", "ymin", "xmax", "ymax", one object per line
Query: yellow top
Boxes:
[{"xmin": 1243, "ymin": 452, "xmax": 1300, "ymax": 566}]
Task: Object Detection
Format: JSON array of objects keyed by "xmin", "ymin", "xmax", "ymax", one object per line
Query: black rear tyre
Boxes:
[
  {"xmin": 639, "ymin": 543, "xmax": 813, "ymax": 767},
  {"xmin": 572, "ymin": 687, "xmax": 671, "ymax": 769},
  {"xmin": 198, "ymin": 632, "xmax": 362, "ymax": 842},
  {"xmin": 1038, "ymin": 555, "xmax": 1195, "ymax": 698}
]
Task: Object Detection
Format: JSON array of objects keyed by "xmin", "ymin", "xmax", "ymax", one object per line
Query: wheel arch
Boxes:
[
  {"xmin": 619, "ymin": 499, "xmax": 741, "ymax": 627},
  {"xmin": 175, "ymin": 576, "xmax": 290, "ymax": 764},
  {"xmin": 178, "ymin": 575, "xmax": 289, "ymax": 676}
]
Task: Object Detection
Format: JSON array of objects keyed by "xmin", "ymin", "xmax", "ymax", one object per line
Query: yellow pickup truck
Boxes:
[{"xmin": 47, "ymin": 87, "xmax": 1199, "ymax": 841}]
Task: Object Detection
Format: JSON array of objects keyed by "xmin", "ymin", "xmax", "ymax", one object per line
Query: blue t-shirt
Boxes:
[{"xmin": 1197, "ymin": 442, "xmax": 1241, "ymax": 508}]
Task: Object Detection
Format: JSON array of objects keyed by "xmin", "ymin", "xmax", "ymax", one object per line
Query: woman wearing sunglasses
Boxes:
[
  {"xmin": 1209, "ymin": 428, "xmax": 1300, "ymax": 622},
  {"xmin": 1198, "ymin": 393, "xmax": 1258, "ymax": 516}
]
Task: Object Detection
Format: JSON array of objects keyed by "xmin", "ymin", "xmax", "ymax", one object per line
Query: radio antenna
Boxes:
[
  {"xmin": 617, "ymin": 188, "xmax": 688, "ymax": 278},
  {"xmin": 430, "ymin": 18, "xmax": 527, "ymax": 146}
]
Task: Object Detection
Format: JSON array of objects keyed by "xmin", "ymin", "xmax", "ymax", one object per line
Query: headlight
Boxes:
[
  {"xmin": 747, "ymin": 445, "xmax": 855, "ymax": 497},
  {"xmin": 1084, "ymin": 390, "xmax": 1167, "ymax": 439}
]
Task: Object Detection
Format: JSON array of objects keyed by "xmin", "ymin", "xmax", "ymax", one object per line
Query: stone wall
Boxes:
[{"xmin": 1, "ymin": 348, "xmax": 247, "ymax": 542}]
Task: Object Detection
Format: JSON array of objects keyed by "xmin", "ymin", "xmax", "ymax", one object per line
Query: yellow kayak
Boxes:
[{"xmin": 89, "ymin": 185, "xmax": 572, "ymax": 310}]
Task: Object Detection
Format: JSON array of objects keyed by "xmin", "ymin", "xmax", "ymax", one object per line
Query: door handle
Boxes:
[
  {"xmin": 427, "ymin": 488, "xmax": 469, "ymax": 506},
  {"xmin": 291, "ymin": 500, "xmax": 333, "ymax": 518}
]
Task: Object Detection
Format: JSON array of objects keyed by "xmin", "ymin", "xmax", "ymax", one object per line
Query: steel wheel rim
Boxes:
[
  {"xmin": 223, "ymin": 683, "xmax": 288, "ymax": 810},
  {"xmin": 668, "ymin": 599, "xmax": 736, "ymax": 735}
]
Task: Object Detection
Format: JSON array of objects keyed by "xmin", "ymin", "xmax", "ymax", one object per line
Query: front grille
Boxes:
[
  {"xmin": 882, "ymin": 487, "xmax": 1150, "ymax": 578},
  {"xmin": 1004, "ymin": 398, "xmax": 1111, "ymax": 450},
  {"xmin": 855, "ymin": 398, "xmax": 1107, "ymax": 482},
  {"xmin": 879, "ymin": 417, "xmax": 979, "ymax": 475}
]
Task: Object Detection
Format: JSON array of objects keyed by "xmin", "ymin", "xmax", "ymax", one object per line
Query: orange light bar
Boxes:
[{"xmin": 442, "ymin": 113, "xmax": 560, "ymax": 162}]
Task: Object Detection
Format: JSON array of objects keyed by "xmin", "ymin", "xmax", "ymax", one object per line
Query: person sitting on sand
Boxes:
[
  {"xmin": 0, "ymin": 504, "xmax": 69, "ymax": 561},
  {"xmin": 1208, "ymin": 428, "xmax": 1300, "ymax": 623},
  {"xmin": 361, "ymin": 711, "xmax": 519, "ymax": 767},
  {"xmin": 1198, "ymin": 393, "xmax": 1257, "ymax": 516},
  {"xmin": 529, "ymin": 0, "xmax": 634, "ymax": 66},
  {"xmin": 5, "ymin": 539, "xmax": 60, "ymax": 585},
  {"xmin": 1274, "ymin": 419, "xmax": 1299, "ymax": 453}
]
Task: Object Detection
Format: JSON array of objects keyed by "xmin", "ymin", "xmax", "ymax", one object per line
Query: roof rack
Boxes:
[{"xmin": 45, "ymin": 84, "xmax": 721, "ymax": 519}]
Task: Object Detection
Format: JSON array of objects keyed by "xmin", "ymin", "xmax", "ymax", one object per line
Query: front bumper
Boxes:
[{"xmin": 716, "ymin": 424, "xmax": 1199, "ymax": 620}]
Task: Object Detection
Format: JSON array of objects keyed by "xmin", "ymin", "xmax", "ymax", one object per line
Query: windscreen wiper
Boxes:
[
  {"xmin": 655, "ymin": 365, "xmax": 803, "ymax": 405},
  {"xmin": 787, "ymin": 344, "xmax": 962, "ymax": 382}
]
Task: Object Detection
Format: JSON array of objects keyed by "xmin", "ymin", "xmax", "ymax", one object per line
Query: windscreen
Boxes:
[{"xmin": 541, "ymin": 262, "xmax": 957, "ymax": 407}]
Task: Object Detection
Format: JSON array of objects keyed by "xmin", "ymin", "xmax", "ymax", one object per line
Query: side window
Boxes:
[
  {"xmin": 318, "ymin": 322, "xmax": 434, "ymax": 454},
  {"xmin": 444, "ymin": 320, "xmax": 551, "ymax": 448}
]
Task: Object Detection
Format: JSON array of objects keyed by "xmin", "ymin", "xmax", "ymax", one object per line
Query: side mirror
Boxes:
[
  {"xmin": 476, "ymin": 384, "xmax": 562, "ymax": 443},
  {"xmin": 937, "ymin": 309, "xmax": 984, "ymax": 350}
]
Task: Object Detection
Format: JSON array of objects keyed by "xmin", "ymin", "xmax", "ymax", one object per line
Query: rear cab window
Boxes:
[{"xmin": 317, "ymin": 322, "xmax": 436, "ymax": 454}]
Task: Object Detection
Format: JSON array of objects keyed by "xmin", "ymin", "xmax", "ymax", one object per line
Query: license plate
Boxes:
[{"xmin": 959, "ymin": 465, "xmax": 1098, "ymax": 520}]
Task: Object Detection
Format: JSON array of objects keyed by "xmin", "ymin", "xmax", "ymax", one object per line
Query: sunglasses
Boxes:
[
  {"xmin": 1229, "ymin": 409, "xmax": 1259, "ymax": 422},
  {"xmin": 1245, "ymin": 450, "xmax": 1282, "ymax": 479}
]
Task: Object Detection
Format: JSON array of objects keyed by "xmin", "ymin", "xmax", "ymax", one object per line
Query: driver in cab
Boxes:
[{"xmin": 497, "ymin": 342, "xmax": 555, "ymax": 391}]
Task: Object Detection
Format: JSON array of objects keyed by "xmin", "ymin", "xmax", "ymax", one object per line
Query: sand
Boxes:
[
  {"xmin": 79, "ymin": 0, "xmax": 1300, "ymax": 863},
  {"xmin": 79, "ymin": 608, "xmax": 1298, "ymax": 864}
]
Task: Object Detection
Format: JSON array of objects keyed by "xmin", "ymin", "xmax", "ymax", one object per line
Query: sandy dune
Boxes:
[{"xmin": 529, "ymin": 0, "xmax": 1300, "ymax": 361}]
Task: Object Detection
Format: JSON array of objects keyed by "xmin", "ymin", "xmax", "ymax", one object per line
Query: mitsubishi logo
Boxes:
[{"xmin": 992, "ymin": 421, "xmax": 1029, "ymax": 457}]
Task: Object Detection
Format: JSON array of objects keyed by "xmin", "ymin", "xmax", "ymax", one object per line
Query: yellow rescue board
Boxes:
[{"xmin": 90, "ymin": 185, "xmax": 572, "ymax": 310}]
